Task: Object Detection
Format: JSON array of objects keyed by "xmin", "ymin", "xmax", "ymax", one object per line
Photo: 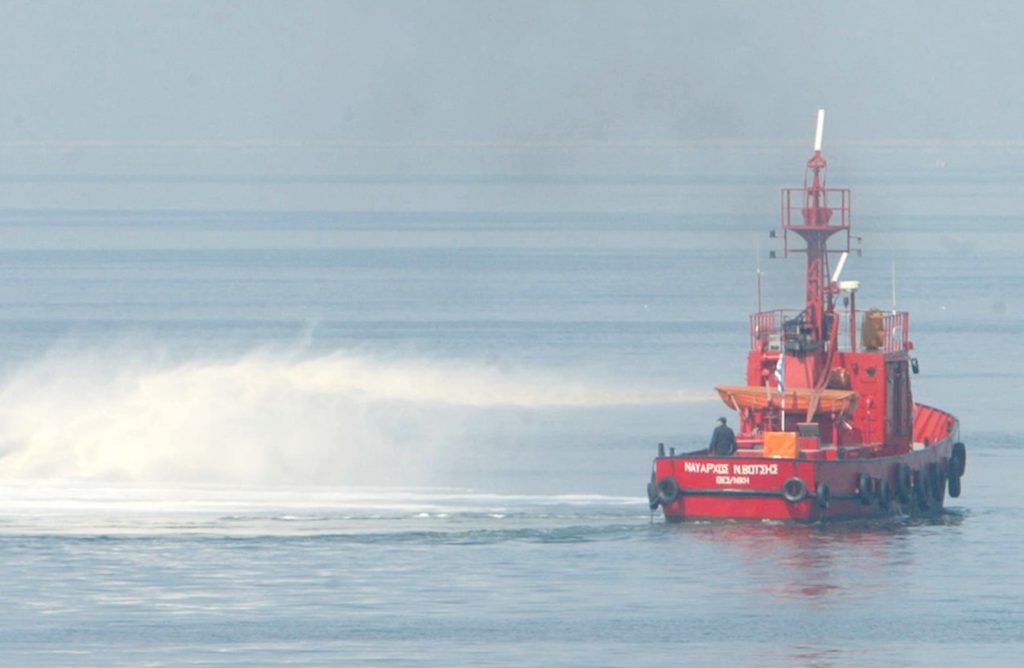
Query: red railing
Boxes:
[
  {"xmin": 878, "ymin": 311, "xmax": 909, "ymax": 353},
  {"xmin": 780, "ymin": 187, "xmax": 852, "ymax": 258},
  {"xmin": 750, "ymin": 309, "xmax": 909, "ymax": 353}
]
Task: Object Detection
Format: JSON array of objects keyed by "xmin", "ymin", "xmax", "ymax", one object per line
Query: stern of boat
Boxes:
[
  {"xmin": 649, "ymin": 450, "xmax": 825, "ymax": 521},
  {"xmin": 648, "ymin": 432, "xmax": 965, "ymax": 522}
]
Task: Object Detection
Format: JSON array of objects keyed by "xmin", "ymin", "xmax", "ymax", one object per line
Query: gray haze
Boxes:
[
  {"xmin": 2, "ymin": 1, "xmax": 1022, "ymax": 143},
  {"xmin": 0, "ymin": 1, "xmax": 1022, "ymax": 217}
]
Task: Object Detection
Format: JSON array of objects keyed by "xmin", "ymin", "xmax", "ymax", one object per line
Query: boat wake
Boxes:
[{"xmin": 0, "ymin": 479, "xmax": 648, "ymax": 538}]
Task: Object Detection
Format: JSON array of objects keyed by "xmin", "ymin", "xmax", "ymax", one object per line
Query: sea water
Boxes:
[{"xmin": 0, "ymin": 158, "xmax": 1021, "ymax": 666}]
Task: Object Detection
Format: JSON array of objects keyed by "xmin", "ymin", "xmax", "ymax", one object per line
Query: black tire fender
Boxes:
[
  {"xmin": 877, "ymin": 478, "xmax": 892, "ymax": 510},
  {"xmin": 896, "ymin": 463, "xmax": 912, "ymax": 503},
  {"xmin": 656, "ymin": 477, "xmax": 680, "ymax": 505},
  {"xmin": 857, "ymin": 472, "xmax": 874, "ymax": 506},
  {"xmin": 815, "ymin": 482, "xmax": 831, "ymax": 510},
  {"xmin": 927, "ymin": 462, "xmax": 944, "ymax": 503},
  {"xmin": 951, "ymin": 441, "xmax": 967, "ymax": 478},
  {"xmin": 949, "ymin": 473, "xmax": 962, "ymax": 498},
  {"xmin": 912, "ymin": 469, "xmax": 930, "ymax": 510},
  {"xmin": 782, "ymin": 477, "xmax": 808, "ymax": 503}
]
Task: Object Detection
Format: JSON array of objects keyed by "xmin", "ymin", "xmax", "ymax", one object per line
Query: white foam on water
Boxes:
[
  {"xmin": 0, "ymin": 346, "xmax": 709, "ymax": 484},
  {"xmin": 0, "ymin": 478, "xmax": 646, "ymax": 537}
]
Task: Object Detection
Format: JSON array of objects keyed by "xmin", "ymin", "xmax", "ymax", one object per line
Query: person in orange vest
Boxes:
[{"xmin": 709, "ymin": 417, "xmax": 737, "ymax": 456}]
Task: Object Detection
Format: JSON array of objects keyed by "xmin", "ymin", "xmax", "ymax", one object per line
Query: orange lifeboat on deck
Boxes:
[{"xmin": 714, "ymin": 384, "xmax": 858, "ymax": 417}]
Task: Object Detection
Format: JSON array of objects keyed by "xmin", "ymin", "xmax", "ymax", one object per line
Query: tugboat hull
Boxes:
[{"xmin": 651, "ymin": 432, "xmax": 963, "ymax": 522}]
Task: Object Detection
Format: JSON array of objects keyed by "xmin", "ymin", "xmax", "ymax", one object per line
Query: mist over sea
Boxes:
[
  {"xmin": 3, "ymin": 0, "xmax": 1024, "ymax": 663},
  {"xmin": 0, "ymin": 144, "xmax": 1020, "ymax": 666}
]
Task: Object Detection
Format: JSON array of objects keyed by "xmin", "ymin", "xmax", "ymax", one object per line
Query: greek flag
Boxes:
[{"xmin": 775, "ymin": 352, "xmax": 785, "ymax": 394}]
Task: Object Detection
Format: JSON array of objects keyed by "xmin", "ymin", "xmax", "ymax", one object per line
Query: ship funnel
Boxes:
[{"xmin": 814, "ymin": 109, "xmax": 825, "ymax": 152}]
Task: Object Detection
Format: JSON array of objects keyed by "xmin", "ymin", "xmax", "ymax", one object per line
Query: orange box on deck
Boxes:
[{"xmin": 763, "ymin": 431, "xmax": 798, "ymax": 458}]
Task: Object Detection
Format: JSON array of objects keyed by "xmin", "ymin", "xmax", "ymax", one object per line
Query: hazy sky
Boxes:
[{"xmin": 1, "ymin": 0, "xmax": 1022, "ymax": 144}]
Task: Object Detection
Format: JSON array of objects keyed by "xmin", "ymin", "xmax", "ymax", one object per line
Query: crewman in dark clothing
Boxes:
[{"xmin": 709, "ymin": 417, "xmax": 737, "ymax": 456}]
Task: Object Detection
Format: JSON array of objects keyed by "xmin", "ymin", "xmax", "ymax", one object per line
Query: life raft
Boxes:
[{"xmin": 715, "ymin": 384, "xmax": 858, "ymax": 416}]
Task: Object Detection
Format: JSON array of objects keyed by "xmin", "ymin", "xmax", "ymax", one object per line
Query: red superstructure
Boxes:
[{"xmin": 648, "ymin": 111, "xmax": 966, "ymax": 521}]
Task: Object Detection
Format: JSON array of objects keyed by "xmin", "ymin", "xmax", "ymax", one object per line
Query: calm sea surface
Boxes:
[{"xmin": 0, "ymin": 168, "xmax": 1020, "ymax": 665}]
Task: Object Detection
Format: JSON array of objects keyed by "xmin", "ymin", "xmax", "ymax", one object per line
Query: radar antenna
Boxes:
[{"xmin": 814, "ymin": 109, "xmax": 825, "ymax": 152}]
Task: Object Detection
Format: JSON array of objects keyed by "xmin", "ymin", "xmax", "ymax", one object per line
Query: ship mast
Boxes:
[{"xmin": 780, "ymin": 110, "xmax": 852, "ymax": 378}]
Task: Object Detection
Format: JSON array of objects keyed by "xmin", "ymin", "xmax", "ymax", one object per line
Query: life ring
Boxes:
[
  {"xmin": 951, "ymin": 442, "xmax": 967, "ymax": 478},
  {"xmin": 782, "ymin": 477, "xmax": 808, "ymax": 503},
  {"xmin": 895, "ymin": 463, "xmax": 912, "ymax": 503},
  {"xmin": 857, "ymin": 472, "xmax": 874, "ymax": 506},
  {"xmin": 815, "ymin": 482, "xmax": 831, "ymax": 511},
  {"xmin": 877, "ymin": 478, "xmax": 892, "ymax": 510},
  {"xmin": 656, "ymin": 477, "xmax": 680, "ymax": 505}
]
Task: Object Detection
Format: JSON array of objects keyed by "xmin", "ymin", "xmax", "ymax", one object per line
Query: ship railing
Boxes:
[
  {"xmin": 751, "ymin": 308, "xmax": 909, "ymax": 353},
  {"xmin": 780, "ymin": 187, "xmax": 851, "ymax": 243}
]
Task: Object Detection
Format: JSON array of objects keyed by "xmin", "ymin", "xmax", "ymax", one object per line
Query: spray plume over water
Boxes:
[{"xmin": 0, "ymin": 348, "xmax": 706, "ymax": 484}]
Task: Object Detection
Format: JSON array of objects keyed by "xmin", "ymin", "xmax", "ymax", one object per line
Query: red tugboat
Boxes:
[{"xmin": 648, "ymin": 110, "xmax": 966, "ymax": 521}]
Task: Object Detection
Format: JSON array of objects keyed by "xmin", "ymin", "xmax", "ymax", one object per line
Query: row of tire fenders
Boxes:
[{"xmin": 651, "ymin": 441, "xmax": 966, "ymax": 513}]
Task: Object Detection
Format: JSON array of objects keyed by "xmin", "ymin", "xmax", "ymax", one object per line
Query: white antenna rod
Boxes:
[
  {"xmin": 756, "ymin": 241, "xmax": 763, "ymax": 312},
  {"xmin": 891, "ymin": 257, "xmax": 897, "ymax": 312},
  {"xmin": 830, "ymin": 251, "xmax": 848, "ymax": 283},
  {"xmin": 814, "ymin": 109, "xmax": 825, "ymax": 152}
]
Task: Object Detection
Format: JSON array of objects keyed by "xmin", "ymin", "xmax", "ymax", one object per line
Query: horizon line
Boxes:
[{"xmin": 1, "ymin": 138, "xmax": 1024, "ymax": 150}]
